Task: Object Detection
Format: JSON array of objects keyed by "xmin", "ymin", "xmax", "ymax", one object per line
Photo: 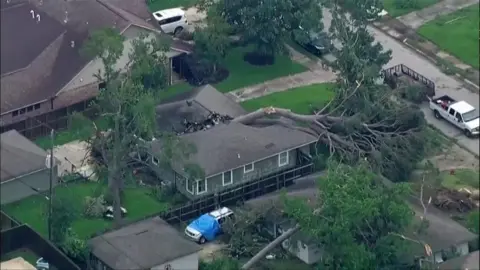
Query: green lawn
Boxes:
[
  {"xmin": 382, "ymin": 0, "xmax": 439, "ymax": 17},
  {"xmin": 147, "ymin": 0, "xmax": 197, "ymax": 12},
  {"xmin": 215, "ymin": 46, "xmax": 308, "ymax": 93},
  {"xmin": 3, "ymin": 181, "xmax": 169, "ymax": 239},
  {"xmin": 440, "ymin": 168, "xmax": 479, "ymax": 190},
  {"xmin": 240, "ymin": 83, "xmax": 335, "ymax": 114},
  {"xmin": 417, "ymin": 4, "xmax": 479, "ymax": 69}
]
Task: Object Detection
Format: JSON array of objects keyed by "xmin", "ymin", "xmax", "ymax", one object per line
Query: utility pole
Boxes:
[{"xmin": 47, "ymin": 129, "xmax": 55, "ymax": 241}]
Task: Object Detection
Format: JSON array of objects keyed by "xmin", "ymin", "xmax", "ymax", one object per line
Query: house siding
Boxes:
[
  {"xmin": 151, "ymin": 252, "xmax": 199, "ymax": 270},
  {"xmin": 205, "ymin": 148, "xmax": 299, "ymax": 194},
  {"xmin": 1, "ymin": 166, "xmax": 58, "ymax": 205}
]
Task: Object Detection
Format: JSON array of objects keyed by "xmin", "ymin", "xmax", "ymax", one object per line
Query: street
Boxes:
[{"xmin": 321, "ymin": 9, "xmax": 479, "ymax": 156}]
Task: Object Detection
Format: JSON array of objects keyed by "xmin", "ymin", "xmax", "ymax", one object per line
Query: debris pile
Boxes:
[
  {"xmin": 177, "ymin": 112, "xmax": 233, "ymax": 135},
  {"xmin": 434, "ymin": 188, "xmax": 479, "ymax": 213}
]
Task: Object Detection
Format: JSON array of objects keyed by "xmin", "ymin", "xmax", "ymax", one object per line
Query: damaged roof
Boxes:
[
  {"xmin": 155, "ymin": 84, "xmax": 246, "ymax": 132},
  {"xmin": 89, "ymin": 217, "xmax": 201, "ymax": 270}
]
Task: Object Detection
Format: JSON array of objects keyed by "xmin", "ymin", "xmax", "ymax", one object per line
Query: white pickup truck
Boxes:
[{"xmin": 430, "ymin": 95, "xmax": 479, "ymax": 137}]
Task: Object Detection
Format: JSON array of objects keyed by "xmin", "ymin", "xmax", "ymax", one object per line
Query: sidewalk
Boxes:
[
  {"xmin": 226, "ymin": 45, "xmax": 337, "ymax": 102},
  {"xmin": 397, "ymin": 0, "xmax": 479, "ymax": 29},
  {"xmin": 372, "ymin": 1, "xmax": 479, "ymax": 91}
]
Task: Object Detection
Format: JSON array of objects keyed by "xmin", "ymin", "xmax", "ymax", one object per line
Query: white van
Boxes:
[{"xmin": 152, "ymin": 8, "xmax": 188, "ymax": 35}]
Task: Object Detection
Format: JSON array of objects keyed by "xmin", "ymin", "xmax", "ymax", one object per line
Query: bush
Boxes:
[
  {"xmin": 61, "ymin": 229, "xmax": 89, "ymax": 262},
  {"xmin": 149, "ymin": 185, "xmax": 186, "ymax": 206},
  {"xmin": 83, "ymin": 195, "xmax": 106, "ymax": 218}
]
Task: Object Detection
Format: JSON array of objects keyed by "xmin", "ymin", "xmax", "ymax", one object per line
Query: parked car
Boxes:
[
  {"xmin": 152, "ymin": 8, "xmax": 188, "ymax": 35},
  {"xmin": 430, "ymin": 95, "xmax": 479, "ymax": 137},
  {"xmin": 293, "ymin": 28, "xmax": 333, "ymax": 57},
  {"xmin": 36, "ymin": 257, "xmax": 49, "ymax": 270},
  {"xmin": 103, "ymin": 206, "xmax": 128, "ymax": 219},
  {"xmin": 185, "ymin": 207, "xmax": 234, "ymax": 244}
]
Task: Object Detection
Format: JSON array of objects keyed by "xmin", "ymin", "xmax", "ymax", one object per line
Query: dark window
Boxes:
[
  {"xmin": 19, "ymin": 108, "xmax": 26, "ymax": 114},
  {"xmin": 160, "ymin": 16, "xmax": 182, "ymax": 25},
  {"xmin": 34, "ymin": 103, "xmax": 41, "ymax": 110},
  {"xmin": 27, "ymin": 106, "xmax": 33, "ymax": 112},
  {"xmin": 12, "ymin": 110, "xmax": 18, "ymax": 117},
  {"xmin": 99, "ymin": 82, "xmax": 106, "ymax": 90},
  {"xmin": 449, "ymin": 109, "xmax": 455, "ymax": 116},
  {"xmin": 455, "ymin": 113, "xmax": 463, "ymax": 122}
]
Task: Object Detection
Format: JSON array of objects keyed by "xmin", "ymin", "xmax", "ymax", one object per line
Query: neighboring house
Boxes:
[
  {"xmin": 438, "ymin": 250, "xmax": 479, "ymax": 270},
  {"xmin": 151, "ymin": 85, "xmax": 317, "ymax": 199},
  {"xmin": 0, "ymin": 0, "xmax": 193, "ymax": 136},
  {"xmin": 411, "ymin": 204, "xmax": 479, "ymax": 266},
  {"xmin": 1, "ymin": 211, "xmax": 80, "ymax": 270},
  {"xmin": 0, "ymin": 130, "xmax": 59, "ymax": 204},
  {"xmin": 89, "ymin": 217, "xmax": 202, "ymax": 270}
]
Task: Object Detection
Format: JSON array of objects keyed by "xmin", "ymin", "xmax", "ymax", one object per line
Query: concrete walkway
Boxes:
[
  {"xmin": 398, "ymin": 0, "xmax": 479, "ymax": 29},
  {"xmin": 227, "ymin": 47, "xmax": 337, "ymax": 103}
]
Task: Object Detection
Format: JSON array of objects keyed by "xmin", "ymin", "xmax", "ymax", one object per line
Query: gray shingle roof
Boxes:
[
  {"xmin": 439, "ymin": 250, "xmax": 479, "ymax": 270},
  {"xmin": 89, "ymin": 217, "xmax": 201, "ymax": 270},
  {"xmin": 157, "ymin": 122, "xmax": 317, "ymax": 177},
  {"xmin": 0, "ymin": 130, "xmax": 49, "ymax": 182}
]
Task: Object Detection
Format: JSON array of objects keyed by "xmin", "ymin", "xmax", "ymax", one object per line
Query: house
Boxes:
[
  {"xmin": 89, "ymin": 217, "xmax": 202, "ymax": 270},
  {"xmin": 438, "ymin": 250, "xmax": 479, "ymax": 270},
  {"xmin": 411, "ymin": 203, "xmax": 479, "ymax": 266},
  {"xmin": 0, "ymin": 0, "xmax": 193, "ymax": 137},
  {"xmin": 1, "ymin": 211, "xmax": 80, "ymax": 270},
  {"xmin": 151, "ymin": 85, "xmax": 317, "ymax": 199},
  {"xmin": 0, "ymin": 130, "xmax": 59, "ymax": 204}
]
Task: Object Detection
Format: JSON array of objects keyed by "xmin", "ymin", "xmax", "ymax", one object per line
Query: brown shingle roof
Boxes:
[{"xmin": 0, "ymin": 0, "xmax": 157, "ymax": 115}]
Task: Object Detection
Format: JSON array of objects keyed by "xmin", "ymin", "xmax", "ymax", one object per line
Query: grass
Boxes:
[
  {"xmin": 3, "ymin": 181, "xmax": 169, "ymax": 239},
  {"xmin": 382, "ymin": 0, "xmax": 439, "ymax": 17},
  {"xmin": 417, "ymin": 4, "xmax": 479, "ymax": 69},
  {"xmin": 147, "ymin": 0, "xmax": 197, "ymax": 12},
  {"xmin": 34, "ymin": 83, "xmax": 193, "ymax": 149},
  {"xmin": 215, "ymin": 46, "xmax": 308, "ymax": 93},
  {"xmin": 240, "ymin": 83, "xmax": 335, "ymax": 114},
  {"xmin": 440, "ymin": 168, "xmax": 479, "ymax": 190}
]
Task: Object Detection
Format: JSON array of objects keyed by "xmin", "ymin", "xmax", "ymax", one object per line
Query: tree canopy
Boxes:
[{"xmin": 283, "ymin": 161, "xmax": 415, "ymax": 269}]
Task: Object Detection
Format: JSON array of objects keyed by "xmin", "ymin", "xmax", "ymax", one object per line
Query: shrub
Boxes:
[
  {"xmin": 177, "ymin": 30, "xmax": 194, "ymax": 41},
  {"xmin": 400, "ymin": 85, "xmax": 428, "ymax": 104},
  {"xmin": 83, "ymin": 195, "xmax": 106, "ymax": 218}
]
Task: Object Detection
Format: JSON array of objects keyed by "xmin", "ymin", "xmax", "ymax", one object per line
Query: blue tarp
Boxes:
[{"xmin": 188, "ymin": 214, "xmax": 220, "ymax": 241}]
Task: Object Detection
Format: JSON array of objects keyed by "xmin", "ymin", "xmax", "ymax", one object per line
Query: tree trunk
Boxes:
[
  {"xmin": 241, "ymin": 224, "xmax": 301, "ymax": 270},
  {"xmin": 111, "ymin": 115, "xmax": 122, "ymax": 227}
]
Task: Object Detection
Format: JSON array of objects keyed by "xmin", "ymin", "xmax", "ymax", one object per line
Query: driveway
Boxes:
[{"xmin": 321, "ymin": 10, "xmax": 480, "ymax": 157}]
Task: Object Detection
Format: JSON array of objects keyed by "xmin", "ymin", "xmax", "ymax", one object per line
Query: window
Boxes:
[
  {"xmin": 151, "ymin": 155, "xmax": 159, "ymax": 165},
  {"xmin": 98, "ymin": 82, "xmax": 106, "ymax": 90},
  {"xmin": 27, "ymin": 106, "xmax": 33, "ymax": 112},
  {"xmin": 455, "ymin": 113, "xmax": 463, "ymax": 122},
  {"xmin": 222, "ymin": 171, "xmax": 233, "ymax": 186},
  {"xmin": 12, "ymin": 110, "xmax": 18, "ymax": 117},
  {"xmin": 197, "ymin": 179, "xmax": 207, "ymax": 194},
  {"xmin": 34, "ymin": 103, "xmax": 41, "ymax": 110},
  {"xmin": 19, "ymin": 108, "xmax": 26, "ymax": 115},
  {"xmin": 278, "ymin": 151, "xmax": 289, "ymax": 167},
  {"xmin": 186, "ymin": 179, "xmax": 194, "ymax": 194},
  {"xmin": 244, "ymin": 163, "xmax": 254, "ymax": 173},
  {"xmin": 449, "ymin": 109, "xmax": 455, "ymax": 116}
]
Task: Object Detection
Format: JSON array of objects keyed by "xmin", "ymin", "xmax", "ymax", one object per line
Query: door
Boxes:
[
  {"xmin": 454, "ymin": 112, "xmax": 465, "ymax": 129},
  {"xmin": 446, "ymin": 108, "xmax": 458, "ymax": 126}
]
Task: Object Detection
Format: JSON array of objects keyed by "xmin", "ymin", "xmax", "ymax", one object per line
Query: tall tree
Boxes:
[
  {"xmin": 207, "ymin": 0, "xmax": 323, "ymax": 62},
  {"xmin": 282, "ymin": 161, "xmax": 414, "ymax": 269},
  {"xmin": 81, "ymin": 29, "xmax": 165, "ymax": 227},
  {"xmin": 194, "ymin": 14, "xmax": 232, "ymax": 73}
]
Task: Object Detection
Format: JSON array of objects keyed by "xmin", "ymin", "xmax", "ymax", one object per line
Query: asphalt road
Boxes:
[{"xmin": 321, "ymin": 9, "xmax": 480, "ymax": 157}]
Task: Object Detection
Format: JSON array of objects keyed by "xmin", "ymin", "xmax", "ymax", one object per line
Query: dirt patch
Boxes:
[
  {"xmin": 427, "ymin": 144, "xmax": 479, "ymax": 171},
  {"xmin": 198, "ymin": 242, "xmax": 227, "ymax": 262}
]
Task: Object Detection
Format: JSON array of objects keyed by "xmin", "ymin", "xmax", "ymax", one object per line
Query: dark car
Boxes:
[{"xmin": 293, "ymin": 29, "xmax": 333, "ymax": 57}]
